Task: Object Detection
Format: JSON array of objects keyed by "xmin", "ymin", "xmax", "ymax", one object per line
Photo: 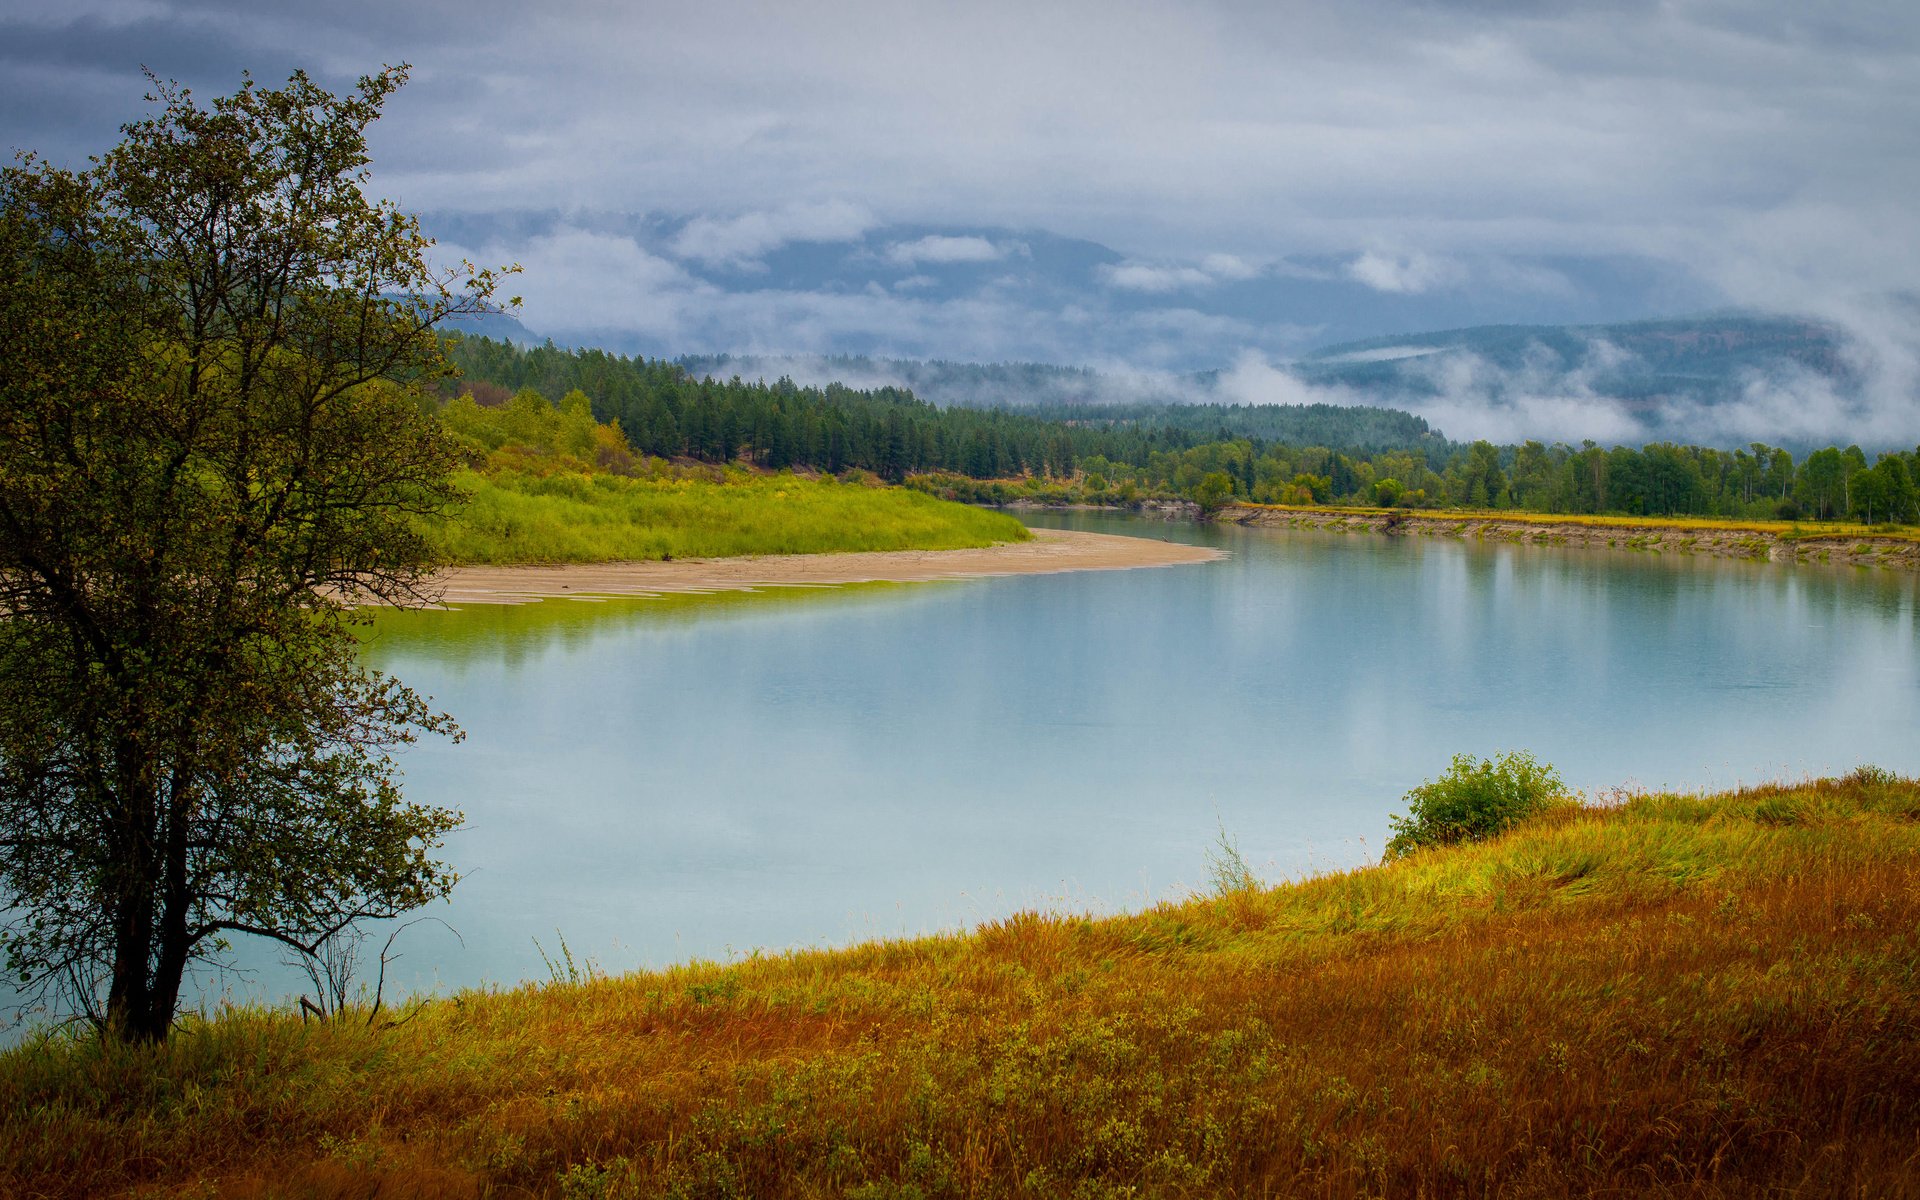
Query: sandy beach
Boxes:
[{"xmin": 423, "ymin": 527, "xmax": 1223, "ymax": 606}]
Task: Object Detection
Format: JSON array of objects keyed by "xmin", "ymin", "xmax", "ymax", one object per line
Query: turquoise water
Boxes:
[{"xmin": 243, "ymin": 515, "xmax": 1920, "ymax": 1001}]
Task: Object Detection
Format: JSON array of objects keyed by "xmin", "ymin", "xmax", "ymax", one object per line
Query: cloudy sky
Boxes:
[{"xmin": 4, "ymin": 0, "xmax": 1919, "ymax": 412}]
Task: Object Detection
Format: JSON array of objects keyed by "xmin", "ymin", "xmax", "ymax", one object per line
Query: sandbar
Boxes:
[{"xmin": 423, "ymin": 527, "xmax": 1224, "ymax": 606}]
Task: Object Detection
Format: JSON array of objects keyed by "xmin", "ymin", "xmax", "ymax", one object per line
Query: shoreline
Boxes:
[
  {"xmin": 422, "ymin": 527, "xmax": 1223, "ymax": 606},
  {"xmin": 1219, "ymin": 503, "xmax": 1920, "ymax": 571}
]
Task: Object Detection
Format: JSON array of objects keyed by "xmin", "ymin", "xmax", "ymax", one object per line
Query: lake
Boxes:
[{"xmin": 217, "ymin": 513, "xmax": 1920, "ymax": 1005}]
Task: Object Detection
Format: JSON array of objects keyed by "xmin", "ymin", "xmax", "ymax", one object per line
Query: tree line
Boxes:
[
  {"xmin": 447, "ymin": 336, "xmax": 1238, "ymax": 481},
  {"xmin": 1070, "ymin": 437, "xmax": 1920, "ymax": 524},
  {"xmin": 445, "ymin": 337, "xmax": 1920, "ymax": 525}
]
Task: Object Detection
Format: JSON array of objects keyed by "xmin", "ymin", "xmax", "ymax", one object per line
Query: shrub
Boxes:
[
  {"xmin": 1385, "ymin": 752, "xmax": 1568, "ymax": 859},
  {"xmin": 1193, "ymin": 472, "xmax": 1236, "ymax": 515}
]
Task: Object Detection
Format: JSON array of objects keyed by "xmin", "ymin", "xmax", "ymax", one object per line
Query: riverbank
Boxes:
[
  {"xmin": 5, "ymin": 770, "xmax": 1916, "ymax": 1196},
  {"xmin": 1000, "ymin": 497, "xmax": 1201, "ymax": 519},
  {"xmin": 425, "ymin": 527, "xmax": 1224, "ymax": 605},
  {"xmin": 1221, "ymin": 502, "xmax": 1920, "ymax": 570}
]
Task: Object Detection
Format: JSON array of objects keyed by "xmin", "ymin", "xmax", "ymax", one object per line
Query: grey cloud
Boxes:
[
  {"xmin": 1097, "ymin": 253, "xmax": 1269, "ymax": 292},
  {"xmin": 1344, "ymin": 251, "xmax": 1466, "ymax": 295},
  {"xmin": 14, "ymin": 1, "xmax": 1919, "ymax": 255},
  {"xmin": 1100, "ymin": 263, "xmax": 1216, "ymax": 292},
  {"xmin": 883, "ymin": 236, "xmax": 1007, "ymax": 266},
  {"xmin": 440, "ymin": 221, "xmax": 1312, "ymax": 367},
  {"xmin": 3, "ymin": 0, "xmax": 1915, "ymax": 445},
  {"xmin": 0, "ymin": 15, "xmax": 254, "ymax": 75},
  {"xmin": 670, "ymin": 202, "xmax": 877, "ymax": 268}
]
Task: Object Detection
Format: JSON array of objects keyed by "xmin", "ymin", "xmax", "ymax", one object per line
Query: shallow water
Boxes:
[{"xmin": 162, "ymin": 514, "xmax": 1920, "ymax": 1008}]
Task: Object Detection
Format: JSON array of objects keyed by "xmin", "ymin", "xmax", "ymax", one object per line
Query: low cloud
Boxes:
[
  {"xmin": 669, "ymin": 200, "xmax": 876, "ymax": 269},
  {"xmin": 1101, "ymin": 263, "xmax": 1215, "ymax": 292},
  {"xmin": 1340, "ymin": 249, "xmax": 1579, "ymax": 301},
  {"xmin": 1200, "ymin": 253, "xmax": 1260, "ymax": 281},
  {"xmin": 1223, "ymin": 313, "xmax": 1920, "ymax": 449},
  {"xmin": 1673, "ymin": 205, "xmax": 1920, "ymax": 449},
  {"xmin": 884, "ymin": 235, "xmax": 1005, "ymax": 266},
  {"xmin": 1099, "ymin": 252, "xmax": 1265, "ymax": 293},
  {"xmin": 1319, "ymin": 346, "xmax": 1446, "ymax": 365},
  {"xmin": 1344, "ymin": 250, "xmax": 1464, "ymax": 296},
  {"xmin": 697, "ymin": 352, "xmax": 1201, "ymax": 410},
  {"xmin": 1216, "ymin": 351, "xmax": 1342, "ymax": 408},
  {"xmin": 1691, "ymin": 323, "xmax": 1920, "ymax": 449},
  {"xmin": 1218, "ymin": 340, "xmax": 1650, "ymax": 444},
  {"xmin": 1215, "ymin": 339, "xmax": 1682, "ymax": 446},
  {"xmin": 440, "ymin": 224, "xmax": 712, "ymax": 341},
  {"xmin": 690, "ymin": 354, "xmax": 915, "ymax": 395},
  {"xmin": 1408, "ymin": 387, "xmax": 1647, "ymax": 446}
]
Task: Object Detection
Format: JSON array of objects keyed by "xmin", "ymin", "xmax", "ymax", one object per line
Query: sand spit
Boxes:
[{"xmin": 421, "ymin": 528, "xmax": 1223, "ymax": 606}]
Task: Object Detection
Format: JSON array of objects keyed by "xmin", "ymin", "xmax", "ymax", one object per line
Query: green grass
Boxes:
[
  {"xmin": 428, "ymin": 469, "xmax": 1031, "ymax": 565},
  {"xmin": 5, "ymin": 770, "xmax": 1919, "ymax": 1197}
]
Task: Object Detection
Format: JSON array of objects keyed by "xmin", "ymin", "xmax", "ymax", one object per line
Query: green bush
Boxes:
[
  {"xmin": 1385, "ymin": 752, "xmax": 1568, "ymax": 859},
  {"xmin": 1192, "ymin": 472, "xmax": 1236, "ymax": 516}
]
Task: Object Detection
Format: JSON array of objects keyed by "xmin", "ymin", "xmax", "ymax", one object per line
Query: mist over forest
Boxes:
[{"xmin": 637, "ymin": 312, "xmax": 1904, "ymax": 454}]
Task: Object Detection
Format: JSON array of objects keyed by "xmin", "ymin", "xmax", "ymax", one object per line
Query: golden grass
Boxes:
[
  {"xmin": 1237, "ymin": 501, "xmax": 1920, "ymax": 542},
  {"xmin": 5, "ymin": 772, "xmax": 1920, "ymax": 1198}
]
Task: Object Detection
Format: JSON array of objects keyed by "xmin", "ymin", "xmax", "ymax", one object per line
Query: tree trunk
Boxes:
[
  {"xmin": 104, "ymin": 890, "xmax": 155, "ymax": 1040},
  {"xmin": 102, "ymin": 753, "xmax": 183, "ymax": 1043}
]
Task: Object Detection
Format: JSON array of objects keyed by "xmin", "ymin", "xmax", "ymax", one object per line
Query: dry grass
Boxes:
[{"xmin": 5, "ymin": 772, "xmax": 1920, "ymax": 1198}]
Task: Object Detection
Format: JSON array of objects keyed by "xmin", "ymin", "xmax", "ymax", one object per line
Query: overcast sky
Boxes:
[{"xmin": 5, "ymin": 0, "xmax": 1920, "ymax": 426}]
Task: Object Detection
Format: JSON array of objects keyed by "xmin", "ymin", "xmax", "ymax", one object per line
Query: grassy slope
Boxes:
[
  {"xmin": 431, "ymin": 470, "xmax": 1032, "ymax": 565},
  {"xmin": 5, "ymin": 774, "xmax": 1919, "ymax": 1198}
]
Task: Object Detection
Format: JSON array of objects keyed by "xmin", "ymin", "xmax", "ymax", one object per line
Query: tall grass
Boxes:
[
  {"xmin": 429, "ymin": 469, "xmax": 1031, "ymax": 565},
  {"xmin": 5, "ymin": 771, "xmax": 1919, "ymax": 1197}
]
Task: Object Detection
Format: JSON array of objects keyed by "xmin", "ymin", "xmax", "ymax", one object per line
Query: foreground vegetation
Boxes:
[{"xmin": 5, "ymin": 770, "xmax": 1917, "ymax": 1197}]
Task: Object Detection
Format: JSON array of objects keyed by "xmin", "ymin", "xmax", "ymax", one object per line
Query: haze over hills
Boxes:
[
  {"xmin": 470, "ymin": 309, "xmax": 1901, "ymax": 452},
  {"xmin": 423, "ymin": 211, "xmax": 1712, "ymax": 373},
  {"xmin": 1280, "ymin": 315, "xmax": 1885, "ymax": 450}
]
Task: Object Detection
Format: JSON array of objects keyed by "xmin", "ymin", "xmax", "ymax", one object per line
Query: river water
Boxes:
[{"xmin": 180, "ymin": 514, "xmax": 1920, "ymax": 1006}]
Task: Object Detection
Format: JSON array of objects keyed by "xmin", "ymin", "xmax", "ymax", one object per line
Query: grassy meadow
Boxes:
[
  {"xmin": 4, "ymin": 770, "xmax": 1917, "ymax": 1198},
  {"xmin": 432, "ymin": 469, "xmax": 1031, "ymax": 565},
  {"xmin": 422, "ymin": 387, "xmax": 1030, "ymax": 565}
]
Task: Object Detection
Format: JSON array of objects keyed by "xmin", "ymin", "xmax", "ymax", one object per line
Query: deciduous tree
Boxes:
[{"xmin": 0, "ymin": 67, "xmax": 507, "ymax": 1041}]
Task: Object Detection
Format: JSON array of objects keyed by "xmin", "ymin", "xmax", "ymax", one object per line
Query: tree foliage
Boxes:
[{"xmin": 0, "ymin": 67, "xmax": 503, "ymax": 1041}]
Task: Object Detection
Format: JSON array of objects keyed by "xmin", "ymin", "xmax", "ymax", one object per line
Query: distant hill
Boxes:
[
  {"xmin": 674, "ymin": 354, "xmax": 1201, "ymax": 409},
  {"xmin": 1292, "ymin": 314, "xmax": 1855, "ymax": 431},
  {"xmin": 1015, "ymin": 400, "xmax": 1443, "ymax": 454},
  {"xmin": 439, "ymin": 308, "xmax": 542, "ymax": 346},
  {"xmin": 674, "ymin": 354, "xmax": 1442, "ymax": 452},
  {"xmin": 497, "ymin": 312, "xmax": 1886, "ymax": 450}
]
